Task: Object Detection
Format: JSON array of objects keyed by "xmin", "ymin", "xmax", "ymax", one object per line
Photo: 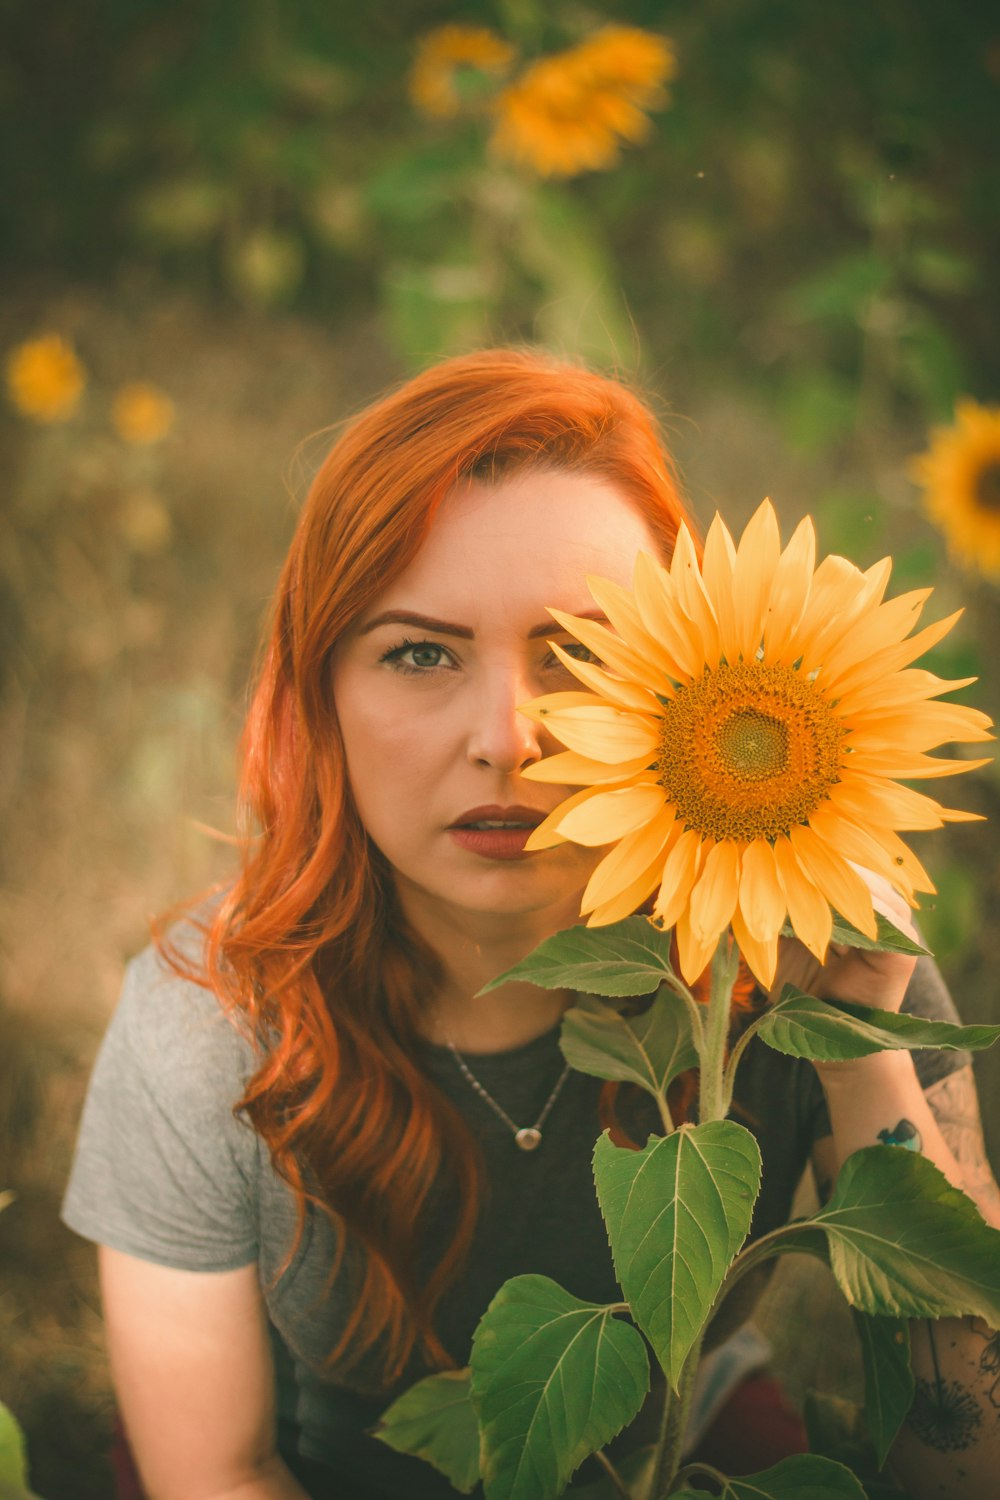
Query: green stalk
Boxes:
[
  {"xmin": 644, "ymin": 1333, "xmax": 704, "ymax": 1500},
  {"xmin": 698, "ymin": 932, "xmax": 739, "ymax": 1124}
]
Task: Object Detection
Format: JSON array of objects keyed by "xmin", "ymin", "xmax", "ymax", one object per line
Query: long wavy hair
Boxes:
[{"xmin": 164, "ymin": 348, "xmax": 728, "ymax": 1386}]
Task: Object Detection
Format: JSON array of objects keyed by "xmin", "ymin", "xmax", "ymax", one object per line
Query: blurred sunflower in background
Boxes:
[
  {"xmin": 911, "ymin": 399, "xmax": 1000, "ymax": 580},
  {"xmin": 111, "ymin": 381, "xmax": 175, "ymax": 445},
  {"xmin": 5, "ymin": 333, "xmax": 85, "ymax": 423},
  {"xmin": 409, "ymin": 24, "xmax": 515, "ymax": 118},
  {"xmin": 521, "ymin": 500, "xmax": 992, "ymax": 986},
  {"xmin": 490, "ymin": 25, "xmax": 676, "ymax": 177}
]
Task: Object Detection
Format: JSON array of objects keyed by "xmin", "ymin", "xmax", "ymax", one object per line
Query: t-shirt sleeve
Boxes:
[
  {"xmin": 61, "ymin": 941, "xmax": 261, "ymax": 1272},
  {"xmin": 802, "ymin": 953, "xmax": 973, "ymax": 1147}
]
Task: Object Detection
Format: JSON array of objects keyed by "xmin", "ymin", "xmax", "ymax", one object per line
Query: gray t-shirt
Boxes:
[{"xmin": 61, "ymin": 938, "xmax": 968, "ymax": 1497}]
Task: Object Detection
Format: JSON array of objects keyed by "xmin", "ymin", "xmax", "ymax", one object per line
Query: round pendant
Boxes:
[{"xmin": 515, "ymin": 1127, "xmax": 542, "ymax": 1151}]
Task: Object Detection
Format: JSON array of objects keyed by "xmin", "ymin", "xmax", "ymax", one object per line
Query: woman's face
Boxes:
[{"xmin": 332, "ymin": 468, "xmax": 662, "ymax": 935}]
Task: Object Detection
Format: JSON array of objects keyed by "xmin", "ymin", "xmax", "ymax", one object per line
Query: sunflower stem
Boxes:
[
  {"xmin": 645, "ymin": 1334, "xmax": 703, "ymax": 1500},
  {"xmin": 698, "ymin": 931, "xmax": 739, "ymax": 1124}
]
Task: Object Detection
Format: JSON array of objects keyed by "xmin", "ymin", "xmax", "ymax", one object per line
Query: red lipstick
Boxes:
[{"xmin": 448, "ymin": 804, "xmax": 546, "ymax": 861}]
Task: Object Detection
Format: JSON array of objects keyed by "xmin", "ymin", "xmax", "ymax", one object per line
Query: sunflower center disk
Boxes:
[
  {"xmin": 974, "ymin": 461, "xmax": 1000, "ymax": 512},
  {"xmin": 657, "ymin": 660, "xmax": 845, "ymax": 843}
]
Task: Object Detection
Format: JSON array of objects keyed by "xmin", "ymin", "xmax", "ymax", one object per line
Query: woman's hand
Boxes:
[{"xmin": 770, "ymin": 866, "xmax": 918, "ymax": 1015}]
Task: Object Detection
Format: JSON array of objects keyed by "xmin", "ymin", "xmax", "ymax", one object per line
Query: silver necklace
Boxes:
[{"xmin": 443, "ymin": 1037, "xmax": 572, "ymax": 1151}]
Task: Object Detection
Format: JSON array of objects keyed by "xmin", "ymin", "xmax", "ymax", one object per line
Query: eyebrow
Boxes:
[{"xmin": 357, "ymin": 608, "xmax": 609, "ymax": 639}]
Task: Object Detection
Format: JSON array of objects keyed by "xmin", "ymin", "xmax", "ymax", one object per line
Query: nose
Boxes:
[{"xmin": 466, "ymin": 668, "xmax": 546, "ymax": 774}]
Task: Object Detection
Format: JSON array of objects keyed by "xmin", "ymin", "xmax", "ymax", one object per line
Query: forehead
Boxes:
[{"xmin": 367, "ymin": 470, "xmax": 660, "ymax": 622}]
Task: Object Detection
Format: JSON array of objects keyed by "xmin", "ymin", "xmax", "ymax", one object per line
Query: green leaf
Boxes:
[
  {"xmin": 755, "ymin": 987, "xmax": 1000, "ymax": 1063},
  {"xmin": 672, "ymin": 1452, "xmax": 868, "ymax": 1497},
  {"xmin": 478, "ymin": 917, "xmax": 675, "ymax": 998},
  {"xmin": 470, "ymin": 1275, "xmax": 649, "ymax": 1500},
  {"xmin": 852, "ymin": 1311, "xmax": 914, "ymax": 1469},
  {"xmin": 559, "ymin": 993, "xmax": 699, "ymax": 1099},
  {"xmin": 780, "ymin": 911, "xmax": 929, "ymax": 957},
  {"xmin": 566, "ymin": 1445, "xmax": 654, "ymax": 1498},
  {"xmin": 375, "ymin": 1369, "xmax": 481, "ymax": 1494},
  {"xmin": 811, "ymin": 1147, "xmax": 1000, "ymax": 1321},
  {"xmin": 0, "ymin": 1404, "xmax": 27, "ymax": 1489},
  {"xmin": 592, "ymin": 1123, "xmax": 761, "ymax": 1390}
]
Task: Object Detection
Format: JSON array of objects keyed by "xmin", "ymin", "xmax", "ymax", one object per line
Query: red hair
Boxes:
[{"xmin": 164, "ymin": 348, "xmax": 704, "ymax": 1385}]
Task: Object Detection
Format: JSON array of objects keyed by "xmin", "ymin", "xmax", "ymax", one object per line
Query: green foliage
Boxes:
[
  {"xmin": 593, "ymin": 1123, "xmax": 762, "ymax": 1389},
  {"xmin": 672, "ymin": 1454, "xmax": 868, "ymax": 1498},
  {"xmin": 851, "ymin": 1312, "xmax": 914, "ymax": 1468},
  {"xmin": 470, "ymin": 1275, "xmax": 649, "ymax": 1500},
  {"xmin": 803, "ymin": 1147, "xmax": 1000, "ymax": 1322},
  {"xmin": 0, "ymin": 1404, "xmax": 33, "ymax": 1500},
  {"xmin": 382, "ymin": 902, "xmax": 1000, "ymax": 1498},
  {"xmin": 780, "ymin": 912, "xmax": 929, "ymax": 958},
  {"xmin": 752, "ymin": 986, "xmax": 1000, "ymax": 1062},
  {"xmin": 478, "ymin": 916, "xmax": 680, "ymax": 999},
  {"xmin": 375, "ymin": 1370, "xmax": 481, "ymax": 1495},
  {"xmin": 559, "ymin": 992, "xmax": 698, "ymax": 1109}
]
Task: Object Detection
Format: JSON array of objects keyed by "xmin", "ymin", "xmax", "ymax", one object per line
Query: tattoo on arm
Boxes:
[
  {"xmin": 878, "ymin": 1118, "xmax": 922, "ymax": 1150},
  {"xmin": 923, "ymin": 1066, "xmax": 1000, "ymax": 1219},
  {"xmin": 908, "ymin": 1323, "xmax": 985, "ymax": 1452}
]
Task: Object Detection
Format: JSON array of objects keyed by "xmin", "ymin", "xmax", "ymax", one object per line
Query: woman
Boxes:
[{"xmin": 62, "ymin": 349, "xmax": 1000, "ymax": 1499}]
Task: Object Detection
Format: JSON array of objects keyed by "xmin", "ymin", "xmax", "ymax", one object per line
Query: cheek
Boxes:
[{"xmin": 336, "ymin": 681, "xmax": 452, "ymax": 818}]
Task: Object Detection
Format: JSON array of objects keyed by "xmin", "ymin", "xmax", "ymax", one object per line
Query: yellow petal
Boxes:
[
  {"xmin": 807, "ymin": 802, "xmax": 922, "ymax": 899},
  {"xmin": 762, "ymin": 515, "xmax": 816, "ymax": 658},
  {"xmin": 547, "ymin": 640, "xmax": 663, "ymax": 712},
  {"xmin": 556, "ymin": 781, "xmax": 666, "ymax": 846},
  {"xmin": 781, "ymin": 554, "xmax": 868, "ymax": 667},
  {"xmin": 738, "ymin": 839, "xmax": 787, "ymax": 944},
  {"xmin": 772, "ymin": 835, "xmax": 833, "ymax": 964},
  {"xmin": 842, "ymin": 749, "xmax": 992, "ymax": 781},
  {"xmin": 732, "ymin": 499, "xmax": 781, "ymax": 660},
  {"xmin": 789, "ymin": 823, "xmax": 877, "ymax": 939},
  {"xmin": 837, "ymin": 668, "xmax": 978, "ymax": 718},
  {"xmin": 630, "ymin": 551, "xmax": 703, "ymax": 681},
  {"xmin": 585, "ymin": 836, "xmax": 670, "ymax": 925},
  {"xmin": 688, "ymin": 839, "xmax": 741, "ymax": 945},
  {"xmin": 701, "ymin": 514, "xmax": 739, "ymax": 664},
  {"xmin": 827, "ymin": 773, "xmax": 946, "ymax": 831},
  {"xmin": 521, "ymin": 749, "xmax": 657, "ymax": 785},
  {"xmin": 582, "ymin": 805, "xmax": 677, "ymax": 911},
  {"xmin": 524, "ymin": 702, "xmax": 660, "ymax": 763},
  {"xmin": 846, "ymin": 701, "xmax": 994, "ymax": 751},
  {"xmin": 546, "ymin": 608, "xmax": 668, "ymax": 695},
  {"xmin": 825, "ymin": 609, "xmax": 966, "ymax": 700},
  {"xmin": 818, "ymin": 588, "xmax": 933, "ymax": 688},
  {"xmin": 651, "ymin": 826, "xmax": 703, "ymax": 929},
  {"xmin": 730, "ymin": 904, "xmax": 779, "ymax": 989},
  {"xmin": 583, "ymin": 574, "xmax": 683, "ymax": 682},
  {"xmin": 523, "ymin": 787, "xmax": 609, "ymax": 849},
  {"xmin": 675, "ymin": 908, "xmax": 720, "ymax": 986},
  {"xmin": 669, "ymin": 523, "xmax": 721, "ymax": 663}
]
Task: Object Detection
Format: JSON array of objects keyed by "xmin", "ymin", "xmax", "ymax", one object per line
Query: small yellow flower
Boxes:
[
  {"xmin": 521, "ymin": 499, "xmax": 992, "ymax": 988},
  {"xmin": 410, "ymin": 25, "xmax": 515, "ymax": 119},
  {"xmin": 112, "ymin": 382, "xmax": 175, "ymax": 445},
  {"xmin": 5, "ymin": 334, "xmax": 86, "ymax": 422},
  {"xmin": 910, "ymin": 400, "xmax": 1000, "ymax": 578},
  {"xmin": 490, "ymin": 26, "xmax": 676, "ymax": 178}
]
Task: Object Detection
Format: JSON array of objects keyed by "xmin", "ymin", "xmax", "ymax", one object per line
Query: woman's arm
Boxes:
[
  {"xmin": 793, "ymin": 870, "xmax": 1000, "ymax": 1499},
  {"xmin": 811, "ymin": 1060, "xmax": 1000, "ymax": 1498},
  {"xmin": 99, "ymin": 1248, "xmax": 310, "ymax": 1500}
]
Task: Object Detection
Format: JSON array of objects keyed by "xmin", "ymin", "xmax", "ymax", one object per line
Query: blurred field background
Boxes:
[{"xmin": 1, "ymin": 2, "xmax": 999, "ymax": 1495}]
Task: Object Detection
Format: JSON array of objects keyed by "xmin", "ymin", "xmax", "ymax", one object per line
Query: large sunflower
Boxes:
[
  {"xmin": 910, "ymin": 399, "xmax": 1000, "ymax": 579},
  {"xmin": 521, "ymin": 500, "xmax": 992, "ymax": 987}
]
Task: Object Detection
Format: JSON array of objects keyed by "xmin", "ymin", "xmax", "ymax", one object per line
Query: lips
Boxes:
[
  {"xmin": 447, "ymin": 805, "xmax": 548, "ymax": 862},
  {"xmin": 449, "ymin": 804, "xmax": 547, "ymax": 830}
]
